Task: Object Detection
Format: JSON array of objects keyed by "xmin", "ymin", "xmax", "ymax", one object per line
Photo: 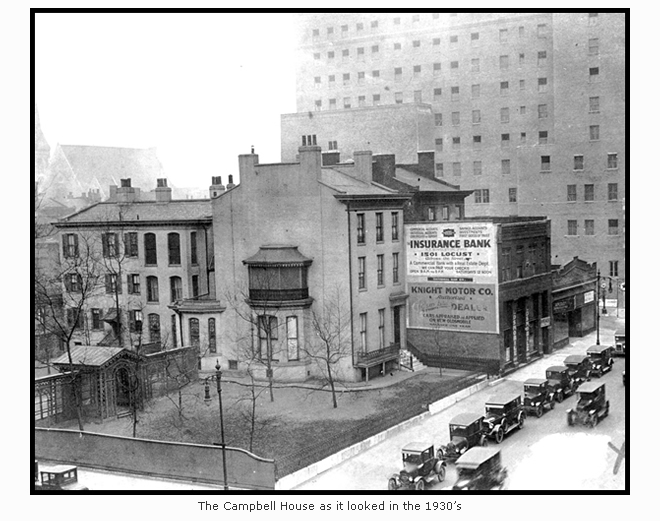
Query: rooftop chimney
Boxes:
[
  {"xmin": 298, "ymin": 143, "xmax": 323, "ymax": 181},
  {"xmin": 373, "ymin": 154, "xmax": 396, "ymax": 185},
  {"xmin": 227, "ymin": 175, "xmax": 236, "ymax": 190},
  {"xmin": 116, "ymin": 178, "xmax": 137, "ymax": 203},
  {"xmin": 417, "ymin": 151, "xmax": 436, "ymax": 179},
  {"xmin": 155, "ymin": 178, "xmax": 172, "ymax": 202},
  {"xmin": 209, "ymin": 176, "xmax": 225, "ymax": 199},
  {"xmin": 353, "ymin": 150, "xmax": 373, "ymax": 184},
  {"xmin": 322, "ymin": 150, "xmax": 341, "ymax": 166}
]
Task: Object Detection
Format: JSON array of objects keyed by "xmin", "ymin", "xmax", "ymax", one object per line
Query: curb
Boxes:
[{"xmin": 275, "ymin": 374, "xmax": 499, "ymax": 490}]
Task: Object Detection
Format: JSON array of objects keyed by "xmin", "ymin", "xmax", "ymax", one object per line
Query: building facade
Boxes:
[{"xmin": 290, "ymin": 12, "xmax": 625, "ymax": 283}]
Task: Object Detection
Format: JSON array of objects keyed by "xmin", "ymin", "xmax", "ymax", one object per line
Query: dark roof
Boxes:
[
  {"xmin": 546, "ymin": 365, "xmax": 569, "ymax": 373},
  {"xmin": 524, "ymin": 378, "xmax": 548, "ymax": 385},
  {"xmin": 449, "ymin": 412, "xmax": 484, "ymax": 426},
  {"xmin": 485, "ymin": 393, "xmax": 521, "ymax": 406},
  {"xmin": 51, "ymin": 345, "xmax": 127, "ymax": 368},
  {"xmin": 402, "ymin": 442, "xmax": 433, "ymax": 453},
  {"xmin": 243, "ymin": 245, "xmax": 313, "ymax": 267},
  {"xmin": 576, "ymin": 381, "xmax": 605, "ymax": 394},
  {"xmin": 587, "ymin": 344, "xmax": 613, "ymax": 353},
  {"xmin": 564, "ymin": 354, "xmax": 589, "ymax": 364},
  {"xmin": 455, "ymin": 447, "xmax": 501, "ymax": 469}
]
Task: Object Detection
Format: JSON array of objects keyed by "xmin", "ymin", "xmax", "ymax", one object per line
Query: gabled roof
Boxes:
[
  {"xmin": 321, "ymin": 166, "xmax": 398, "ymax": 195},
  {"xmin": 394, "ymin": 165, "xmax": 462, "ymax": 192},
  {"xmin": 51, "ymin": 345, "xmax": 139, "ymax": 368},
  {"xmin": 243, "ymin": 245, "xmax": 313, "ymax": 267}
]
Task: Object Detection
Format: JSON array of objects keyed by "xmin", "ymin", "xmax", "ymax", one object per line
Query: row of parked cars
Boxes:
[{"xmin": 388, "ymin": 338, "xmax": 625, "ymax": 491}]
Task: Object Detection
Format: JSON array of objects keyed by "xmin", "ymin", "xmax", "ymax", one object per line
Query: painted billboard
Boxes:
[{"xmin": 406, "ymin": 222, "xmax": 499, "ymax": 333}]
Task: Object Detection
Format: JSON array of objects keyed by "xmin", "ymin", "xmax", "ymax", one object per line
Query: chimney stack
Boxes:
[
  {"xmin": 417, "ymin": 151, "xmax": 436, "ymax": 179},
  {"xmin": 209, "ymin": 176, "xmax": 226, "ymax": 199},
  {"xmin": 322, "ymin": 150, "xmax": 341, "ymax": 166},
  {"xmin": 373, "ymin": 154, "xmax": 396, "ymax": 185},
  {"xmin": 298, "ymin": 143, "xmax": 323, "ymax": 181},
  {"xmin": 353, "ymin": 151, "xmax": 373, "ymax": 184},
  {"xmin": 227, "ymin": 175, "xmax": 236, "ymax": 190},
  {"xmin": 155, "ymin": 178, "xmax": 172, "ymax": 202},
  {"xmin": 117, "ymin": 178, "xmax": 137, "ymax": 203}
]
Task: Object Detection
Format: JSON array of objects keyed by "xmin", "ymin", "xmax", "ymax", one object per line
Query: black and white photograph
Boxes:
[{"xmin": 31, "ymin": 8, "xmax": 628, "ymax": 504}]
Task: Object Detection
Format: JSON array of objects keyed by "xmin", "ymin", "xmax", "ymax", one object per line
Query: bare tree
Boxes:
[{"xmin": 232, "ymin": 361, "xmax": 273, "ymax": 453}]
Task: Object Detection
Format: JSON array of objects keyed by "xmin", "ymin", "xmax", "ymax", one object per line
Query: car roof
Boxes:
[
  {"xmin": 485, "ymin": 393, "xmax": 521, "ymax": 406},
  {"xmin": 402, "ymin": 442, "xmax": 433, "ymax": 453},
  {"xmin": 546, "ymin": 365, "xmax": 568, "ymax": 373},
  {"xmin": 577, "ymin": 381, "xmax": 605, "ymax": 393},
  {"xmin": 455, "ymin": 447, "xmax": 501, "ymax": 468},
  {"xmin": 40, "ymin": 464, "xmax": 78, "ymax": 474},
  {"xmin": 564, "ymin": 354, "xmax": 589, "ymax": 363},
  {"xmin": 450, "ymin": 412, "xmax": 484, "ymax": 426},
  {"xmin": 524, "ymin": 378, "xmax": 548, "ymax": 385},
  {"xmin": 587, "ymin": 344, "xmax": 612, "ymax": 353}
]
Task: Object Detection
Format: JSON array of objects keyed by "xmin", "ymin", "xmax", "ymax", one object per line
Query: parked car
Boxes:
[
  {"xmin": 452, "ymin": 447, "xmax": 508, "ymax": 490},
  {"xmin": 437, "ymin": 412, "xmax": 488, "ymax": 463},
  {"xmin": 614, "ymin": 328, "xmax": 626, "ymax": 356},
  {"xmin": 545, "ymin": 365, "xmax": 576, "ymax": 402},
  {"xmin": 563, "ymin": 354, "xmax": 593, "ymax": 385},
  {"xmin": 567, "ymin": 381, "xmax": 609, "ymax": 428},
  {"xmin": 523, "ymin": 378, "xmax": 555, "ymax": 417},
  {"xmin": 34, "ymin": 462, "xmax": 88, "ymax": 491},
  {"xmin": 483, "ymin": 393, "xmax": 525, "ymax": 444},
  {"xmin": 586, "ymin": 344, "xmax": 614, "ymax": 377},
  {"xmin": 388, "ymin": 443, "xmax": 446, "ymax": 490}
]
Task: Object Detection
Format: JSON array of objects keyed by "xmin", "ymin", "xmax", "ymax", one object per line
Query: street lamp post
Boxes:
[
  {"xmin": 596, "ymin": 270, "xmax": 601, "ymax": 345},
  {"xmin": 204, "ymin": 360, "xmax": 229, "ymax": 490}
]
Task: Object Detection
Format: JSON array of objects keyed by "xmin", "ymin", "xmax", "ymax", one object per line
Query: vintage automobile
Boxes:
[
  {"xmin": 586, "ymin": 344, "xmax": 614, "ymax": 377},
  {"xmin": 388, "ymin": 442, "xmax": 446, "ymax": 490},
  {"xmin": 483, "ymin": 393, "xmax": 525, "ymax": 444},
  {"xmin": 545, "ymin": 365, "xmax": 576, "ymax": 402},
  {"xmin": 452, "ymin": 447, "xmax": 508, "ymax": 490},
  {"xmin": 614, "ymin": 328, "xmax": 626, "ymax": 356},
  {"xmin": 34, "ymin": 463, "xmax": 88, "ymax": 491},
  {"xmin": 436, "ymin": 412, "xmax": 488, "ymax": 463},
  {"xmin": 523, "ymin": 378, "xmax": 555, "ymax": 417},
  {"xmin": 563, "ymin": 354, "xmax": 593, "ymax": 385},
  {"xmin": 567, "ymin": 381, "xmax": 609, "ymax": 428}
]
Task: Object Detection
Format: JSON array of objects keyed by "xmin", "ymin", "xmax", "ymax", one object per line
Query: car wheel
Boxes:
[
  {"xmin": 567, "ymin": 412, "xmax": 574, "ymax": 426},
  {"xmin": 518, "ymin": 414, "xmax": 525, "ymax": 429},
  {"xmin": 550, "ymin": 400, "xmax": 555, "ymax": 410},
  {"xmin": 589, "ymin": 415, "xmax": 598, "ymax": 428},
  {"xmin": 436, "ymin": 448, "xmax": 445, "ymax": 461},
  {"xmin": 388, "ymin": 478, "xmax": 397, "ymax": 490},
  {"xmin": 436, "ymin": 465, "xmax": 446, "ymax": 483},
  {"xmin": 495, "ymin": 426, "xmax": 505, "ymax": 444},
  {"xmin": 479, "ymin": 436, "xmax": 488, "ymax": 447},
  {"xmin": 415, "ymin": 479, "xmax": 425, "ymax": 491},
  {"xmin": 535, "ymin": 404, "xmax": 543, "ymax": 418},
  {"xmin": 556, "ymin": 390, "xmax": 564, "ymax": 403}
]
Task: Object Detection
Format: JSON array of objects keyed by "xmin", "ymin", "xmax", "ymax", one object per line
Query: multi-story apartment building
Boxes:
[{"xmin": 288, "ymin": 12, "xmax": 625, "ymax": 282}]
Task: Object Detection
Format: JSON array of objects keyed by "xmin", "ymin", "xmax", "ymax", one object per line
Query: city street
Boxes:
[{"xmin": 294, "ymin": 321, "xmax": 626, "ymax": 491}]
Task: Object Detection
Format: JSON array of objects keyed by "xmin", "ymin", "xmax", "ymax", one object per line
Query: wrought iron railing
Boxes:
[
  {"xmin": 248, "ymin": 288, "xmax": 309, "ymax": 301},
  {"xmin": 356, "ymin": 344, "xmax": 400, "ymax": 364}
]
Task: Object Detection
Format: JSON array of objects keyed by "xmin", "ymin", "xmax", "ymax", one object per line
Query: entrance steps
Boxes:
[{"xmin": 399, "ymin": 349, "xmax": 427, "ymax": 372}]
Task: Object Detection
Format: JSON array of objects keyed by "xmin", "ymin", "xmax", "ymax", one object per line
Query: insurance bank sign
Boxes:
[{"xmin": 406, "ymin": 222, "xmax": 499, "ymax": 333}]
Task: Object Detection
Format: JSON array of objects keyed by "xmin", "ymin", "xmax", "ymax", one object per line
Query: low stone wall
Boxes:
[{"xmin": 35, "ymin": 427, "xmax": 275, "ymax": 490}]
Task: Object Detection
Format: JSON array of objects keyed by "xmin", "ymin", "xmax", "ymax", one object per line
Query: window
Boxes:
[
  {"xmin": 358, "ymin": 95, "xmax": 366, "ymax": 107},
  {"xmin": 392, "ymin": 253, "xmax": 399, "ymax": 283},
  {"xmin": 472, "ymin": 109, "xmax": 481, "ymax": 124},
  {"xmin": 609, "ymin": 260, "xmax": 619, "ymax": 278},
  {"xmin": 66, "ymin": 308, "xmax": 83, "ymax": 329},
  {"xmin": 588, "ymin": 38, "xmax": 599, "ymax": 55},
  {"xmin": 378, "ymin": 309, "xmax": 386, "ymax": 348},
  {"xmin": 590, "ymin": 125, "xmax": 600, "ymax": 141},
  {"xmin": 608, "ymin": 183, "xmax": 618, "ymax": 201},
  {"xmin": 357, "ymin": 71, "xmax": 365, "ymax": 84},
  {"xmin": 144, "ymin": 233, "xmax": 157, "ymax": 265},
  {"xmin": 394, "ymin": 42, "xmax": 401, "ymax": 50},
  {"xmin": 519, "ymin": 79, "xmax": 526, "ymax": 91},
  {"xmin": 608, "ymin": 219, "xmax": 619, "ymax": 235},
  {"xmin": 501, "ymin": 159, "xmax": 511, "ymax": 175},
  {"xmin": 148, "ymin": 313, "xmax": 161, "ymax": 343},
  {"xmin": 376, "ymin": 213, "xmax": 383, "ymax": 242},
  {"xmin": 608, "ymin": 153, "xmax": 618, "ymax": 169},
  {"xmin": 394, "ymin": 67, "xmax": 402, "ymax": 81},
  {"xmin": 500, "ymin": 28, "xmax": 508, "ymax": 42},
  {"xmin": 567, "ymin": 220, "xmax": 578, "ymax": 236},
  {"xmin": 537, "ymin": 23, "xmax": 548, "ymax": 38},
  {"xmin": 427, "ymin": 206, "xmax": 437, "ymax": 221},
  {"xmin": 509, "ymin": 188, "xmax": 517, "ymax": 203},
  {"xmin": 519, "ymin": 26, "xmax": 526, "ymax": 37},
  {"xmin": 105, "ymin": 273, "xmax": 120, "ymax": 294},
  {"xmin": 473, "ymin": 160, "xmax": 482, "ymax": 176},
  {"xmin": 394, "ymin": 17, "xmax": 401, "ymax": 25},
  {"xmin": 327, "ymin": 27, "xmax": 334, "ymax": 35},
  {"xmin": 342, "ymin": 49, "xmax": 349, "ymax": 60},
  {"xmin": 170, "ymin": 276, "xmax": 182, "ymax": 302},
  {"xmin": 471, "ymin": 84, "xmax": 480, "ymax": 98},
  {"xmin": 314, "ymin": 100, "xmax": 322, "ymax": 110},
  {"xmin": 341, "ymin": 24, "xmax": 348, "ymax": 34},
  {"xmin": 414, "ymin": 90, "xmax": 423, "ymax": 103},
  {"xmin": 65, "ymin": 272, "xmax": 82, "ymax": 293},
  {"xmin": 373, "ymin": 94, "xmax": 381, "ymax": 106},
  {"xmin": 584, "ymin": 184, "xmax": 595, "ymax": 201},
  {"xmin": 520, "ymin": 105, "xmax": 526, "ymax": 115},
  {"xmin": 434, "ymin": 88, "xmax": 442, "ymax": 100},
  {"xmin": 102, "ymin": 233, "xmax": 119, "ymax": 258},
  {"xmin": 357, "ymin": 213, "xmax": 365, "ymax": 244},
  {"xmin": 451, "ymin": 86, "xmax": 459, "ymax": 101},
  {"xmin": 124, "ymin": 232, "xmax": 138, "ymax": 257},
  {"xmin": 371, "ymin": 20, "xmax": 378, "ymax": 29},
  {"xmin": 286, "ymin": 316, "xmax": 299, "ymax": 360},
  {"xmin": 520, "ymin": 132, "xmax": 527, "ymax": 143},
  {"xmin": 358, "ymin": 257, "xmax": 366, "ymax": 289},
  {"xmin": 192, "ymin": 274, "xmax": 199, "ymax": 297},
  {"xmin": 433, "ymin": 38, "xmax": 441, "ymax": 46},
  {"xmin": 127, "ymin": 274, "xmax": 140, "ymax": 294},
  {"xmin": 189, "ymin": 318, "xmax": 200, "ymax": 348},
  {"xmin": 328, "ymin": 140, "xmax": 338, "ymax": 151},
  {"xmin": 500, "ymin": 55, "xmax": 509, "ymax": 70},
  {"xmin": 433, "ymin": 62, "xmax": 441, "ymax": 75},
  {"xmin": 62, "ymin": 233, "xmax": 79, "ymax": 258},
  {"xmin": 412, "ymin": 40, "xmax": 421, "ymax": 48},
  {"xmin": 474, "ymin": 189, "xmax": 490, "ymax": 203},
  {"xmin": 314, "ymin": 76, "xmax": 321, "ymax": 87},
  {"xmin": 452, "ymin": 162, "xmax": 462, "ymax": 176},
  {"xmin": 567, "ymin": 184, "xmax": 577, "ymax": 202},
  {"xmin": 538, "ymin": 104, "xmax": 548, "ymax": 118},
  {"xmin": 328, "ymin": 75, "xmax": 335, "ymax": 86},
  {"xmin": 519, "ymin": 52, "xmax": 525, "ymax": 65},
  {"xmin": 452, "ymin": 112, "xmax": 460, "ymax": 125},
  {"xmin": 257, "ymin": 316, "xmax": 278, "ymax": 360},
  {"xmin": 537, "ymin": 50, "xmax": 547, "ymax": 66},
  {"xmin": 313, "ymin": 52, "xmax": 320, "ymax": 60},
  {"xmin": 343, "ymin": 72, "xmax": 350, "ymax": 85},
  {"xmin": 471, "ymin": 32, "xmax": 480, "ymax": 42},
  {"xmin": 541, "ymin": 155, "xmax": 551, "ymax": 171},
  {"xmin": 167, "ymin": 232, "xmax": 181, "ymax": 265},
  {"xmin": 500, "ymin": 81, "xmax": 509, "ymax": 95},
  {"xmin": 377, "ymin": 254, "xmax": 384, "ymax": 286},
  {"xmin": 450, "ymin": 60, "xmax": 459, "ymax": 72},
  {"xmin": 328, "ymin": 51, "xmax": 335, "ymax": 60},
  {"xmin": 171, "ymin": 315, "xmax": 178, "ymax": 348},
  {"xmin": 538, "ymin": 77, "xmax": 548, "ymax": 93},
  {"xmin": 412, "ymin": 14, "xmax": 420, "ymax": 22},
  {"xmin": 471, "ymin": 58, "xmax": 480, "ymax": 72},
  {"xmin": 501, "ymin": 107, "xmax": 510, "ymax": 123},
  {"xmin": 589, "ymin": 67, "xmax": 599, "ymax": 81},
  {"xmin": 357, "ymin": 47, "xmax": 364, "ymax": 59},
  {"xmin": 391, "ymin": 212, "xmax": 399, "ymax": 241},
  {"xmin": 450, "ymin": 35, "xmax": 458, "ymax": 45},
  {"xmin": 329, "ymin": 98, "xmax": 336, "ymax": 110},
  {"xmin": 442, "ymin": 206, "xmax": 450, "ymax": 220},
  {"xmin": 436, "ymin": 163, "xmax": 444, "ymax": 176},
  {"xmin": 343, "ymin": 97, "xmax": 351, "ymax": 109},
  {"xmin": 435, "ymin": 113, "xmax": 443, "ymax": 126},
  {"xmin": 589, "ymin": 96, "xmax": 600, "ymax": 113},
  {"xmin": 435, "ymin": 139, "xmax": 443, "ymax": 153},
  {"xmin": 359, "ymin": 313, "xmax": 367, "ymax": 351},
  {"xmin": 539, "ymin": 130, "xmax": 548, "ymax": 144},
  {"xmin": 574, "ymin": 155, "xmax": 584, "ymax": 170},
  {"xmin": 312, "ymin": 29, "xmax": 319, "ymax": 38},
  {"xmin": 146, "ymin": 276, "xmax": 159, "ymax": 302},
  {"xmin": 585, "ymin": 220, "xmax": 595, "ymax": 236},
  {"xmin": 501, "ymin": 133, "xmax": 510, "ymax": 146},
  {"xmin": 395, "ymin": 92, "xmax": 403, "ymax": 104},
  {"xmin": 473, "ymin": 135, "xmax": 482, "ymax": 147},
  {"xmin": 207, "ymin": 318, "xmax": 216, "ymax": 353},
  {"xmin": 372, "ymin": 44, "xmax": 379, "ymax": 54},
  {"xmin": 356, "ymin": 22, "xmax": 364, "ymax": 31}
]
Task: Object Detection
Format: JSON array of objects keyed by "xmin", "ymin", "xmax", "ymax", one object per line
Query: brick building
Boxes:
[{"xmin": 288, "ymin": 12, "xmax": 625, "ymax": 284}]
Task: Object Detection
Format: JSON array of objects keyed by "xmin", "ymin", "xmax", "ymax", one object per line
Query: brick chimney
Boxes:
[
  {"xmin": 238, "ymin": 151, "xmax": 259, "ymax": 189},
  {"xmin": 227, "ymin": 175, "xmax": 236, "ymax": 190},
  {"xmin": 417, "ymin": 151, "xmax": 436, "ymax": 179},
  {"xmin": 322, "ymin": 150, "xmax": 341, "ymax": 166},
  {"xmin": 373, "ymin": 154, "xmax": 396, "ymax": 185},
  {"xmin": 155, "ymin": 178, "xmax": 172, "ymax": 202},
  {"xmin": 209, "ymin": 176, "xmax": 225, "ymax": 198},
  {"xmin": 116, "ymin": 178, "xmax": 137, "ymax": 203},
  {"xmin": 353, "ymin": 150, "xmax": 373, "ymax": 184},
  {"xmin": 299, "ymin": 143, "xmax": 323, "ymax": 181}
]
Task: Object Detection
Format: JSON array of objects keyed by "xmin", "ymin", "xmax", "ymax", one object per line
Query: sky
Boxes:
[{"xmin": 35, "ymin": 12, "xmax": 298, "ymax": 189}]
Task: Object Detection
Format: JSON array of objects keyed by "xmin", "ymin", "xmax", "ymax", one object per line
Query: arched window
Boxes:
[
  {"xmin": 144, "ymin": 233, "xmax": 157, "ymax": 265},
  {"xmin": 147, "ymin": 276, "xmax": 159, "ymax": 303},
  {"xmin": 148, "ymin": 313, "xmax": 161, "ymax": 344},
  {"xmin": 170, "ymin": 276, "xmax": 182, "ymax": 302},
  {"xmin": 189, "ymin": 318, "xmax": 200, "ymax": 348},
  {"xmin": 168, "ymin": 232, "xmax": 181, "ymax": 265}
]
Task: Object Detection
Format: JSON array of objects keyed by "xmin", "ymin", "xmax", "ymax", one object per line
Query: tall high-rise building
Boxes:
[{"xmin": 286, "ymin": 12, "xmax": 625, "ymax": 281}]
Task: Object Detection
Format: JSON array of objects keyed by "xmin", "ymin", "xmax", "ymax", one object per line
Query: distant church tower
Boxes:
[{"xmin": 34, "ymin": 103, "xmax": 51, "ymax": 188}]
